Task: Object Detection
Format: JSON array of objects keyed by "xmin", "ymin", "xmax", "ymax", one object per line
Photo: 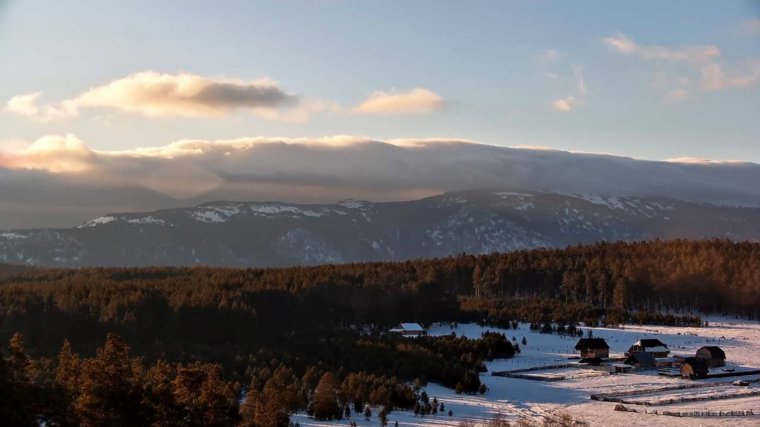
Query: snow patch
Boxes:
[
  {"xmin": 78, "ymin": 216, "xmax": 118, "ymax": 228},
  {"xmin": 0, "ymin": 232, "xmax": 28, "ymax": 240},
  {"xmin": 191, "ymin": 210, "xmax": 227, "ymax": 223},
  {"xmin": 493, "ymin": 191, "xmax": 534, "ymax": 198},
  {"xmin": 127, "ymin": 216, "xmax": 169, "ymax": 226},
  {"xmin": 338, "ymin": 200, "xmax": 367, "ymax": 209},
  {"xmin": 579, "ymin": 194, "xmax": 627, "ymax": 210}
]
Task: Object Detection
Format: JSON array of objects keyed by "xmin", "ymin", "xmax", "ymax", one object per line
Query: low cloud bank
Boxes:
[{"xmin": 1, "ymin": 135, "xmax": 759, "ymax": 229}]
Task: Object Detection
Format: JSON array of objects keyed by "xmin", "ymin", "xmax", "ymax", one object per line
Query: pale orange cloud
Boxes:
[
  {"xmin": 3, "ymin": 71, "xmax": 300, "ymax": 120},
  {"xmin": 551, "ymin": 66, "xmax": 587, "ymax": 112},
  {"xmin": 602, "ymin": 32, "xmax": 720, "ymax": 63},
  {"xmin": 354, "ymin": 88, "xmax": 444, "ymax": 114},
  {"xmin": 1, "ymin": 135, "xmax": 95, "ymax": 173},
  {"xmin": 699, "ymin": 63, "xmax": 760, "ymax": 91},
  {"xmin": 551, "ymin": 97, "xmax": 574, "ymax": 112}
]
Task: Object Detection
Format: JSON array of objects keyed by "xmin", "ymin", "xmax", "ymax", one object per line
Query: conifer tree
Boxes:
[
  {"xmin": 141, "ymin": 360, "xmax": 178, "ymax": 426},
  {"xmin": 75, "ymin": 333, "xmax": 143, "ymax": 427},
  {"xmin": 311, "ymin": 372, "xmax": 342, "ymax": 421}
]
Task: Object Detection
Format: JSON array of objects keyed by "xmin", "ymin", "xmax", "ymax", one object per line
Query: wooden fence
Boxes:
[{"xmin": 616, "ymin": 405, "xmax": 757, "ymax": 418}]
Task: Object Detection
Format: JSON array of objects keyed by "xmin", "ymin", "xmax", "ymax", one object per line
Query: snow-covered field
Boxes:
[{"xmin": 293, "ymin": 316, "xmax": 760, "ymax": 426}]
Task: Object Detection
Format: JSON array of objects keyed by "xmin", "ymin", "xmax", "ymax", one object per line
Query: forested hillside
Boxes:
[{"xmin": 0, "ymin": 239, "xmax": 758, "ymax": 425}]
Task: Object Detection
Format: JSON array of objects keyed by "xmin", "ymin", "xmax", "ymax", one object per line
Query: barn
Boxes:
[
  {"xmin": 695, "ymin": 346, "xmax": 726, "ymax": 367},
  {"xmin": 626, "ymin": 339, "xmax": 670, "ymax": 358},
  {"xmin": 574, "ymin": 338, "xmax": 610, "ymax": 359}
]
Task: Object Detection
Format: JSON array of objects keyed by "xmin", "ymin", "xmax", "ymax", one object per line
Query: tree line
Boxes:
[
  {"xmin": 1, "ymin": 331, "xmax": 514, "ymax": 426},
  {"xmin": 1, "ymin": 239, "xmax": 758, "ymax": 425}
]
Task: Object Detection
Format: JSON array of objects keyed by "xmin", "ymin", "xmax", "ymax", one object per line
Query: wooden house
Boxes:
[
  {"xmin": 627, "ymin": 339, "xmax": 670, "ymax": 358},
  {"xmin": 625, "ymin": 351, "xmax": 657, "ymax": 370},
  {"xmin": 695, "ymin": 346, "xmax": 726, "ymax": 367},
  {"xmin": 574, "ymin": 338, "xmax": 610, "ymax": 359}
]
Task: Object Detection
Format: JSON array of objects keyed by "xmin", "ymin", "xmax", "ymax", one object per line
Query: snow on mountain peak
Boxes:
[
  {"xmin": 337, "ymin": 199, "xmax": 368, "ymax": 209},
  {"xmin": 78, "ymin": 216, "xmax": 118, "ymax": 228}
]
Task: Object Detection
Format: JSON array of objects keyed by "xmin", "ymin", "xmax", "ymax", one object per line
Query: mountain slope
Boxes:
[{"xmin": 1, "ymin": 190, "xmax": 759, "ymax": 267}]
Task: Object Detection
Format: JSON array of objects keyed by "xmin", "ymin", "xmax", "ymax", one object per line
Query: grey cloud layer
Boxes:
[{"xmin": 1, "ymin": 136, "xmax": 760, "ymax": 229}]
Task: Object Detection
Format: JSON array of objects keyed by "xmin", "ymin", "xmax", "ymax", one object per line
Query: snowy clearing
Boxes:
[{"xmin": 294, "ymin": 316, "xmax": 760, "ymax": 426}]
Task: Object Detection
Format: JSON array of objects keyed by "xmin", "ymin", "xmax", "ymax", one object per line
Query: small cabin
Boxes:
[
  {"xmin": 681, "ymin": 357, "xmax": 708, "ymax": 379},
  {"xmin": 627, "ymin": 339, "xmax": 670, "ymax": 358},
  {"xmin": 388, "ymin": 323, "xmax": 425, "ymax": 337},
  {"xmin": 695, "ymin": 346, "xmax": 726, "ymax": 367},
  {"xmin": 625, "ymin": 351, "xmax": 657, "ymax": 370},
  {"xmin": 574, "ymin": 338, "xmax": 610, "ymax": 359}
]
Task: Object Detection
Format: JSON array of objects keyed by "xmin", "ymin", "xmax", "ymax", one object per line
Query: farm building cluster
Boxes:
[{"xmin": 573, "ymin": 336, "xmax": 730, "ymax": 380}]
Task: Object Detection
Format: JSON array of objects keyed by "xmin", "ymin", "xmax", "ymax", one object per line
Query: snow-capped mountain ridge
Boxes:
[{"xmin": 1, "ymin": 190, "xmax": 759, "ymax": 267}]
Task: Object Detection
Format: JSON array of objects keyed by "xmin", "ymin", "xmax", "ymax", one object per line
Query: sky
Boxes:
[
  {"xmin": 1, "ymin": 0, "xmax": 759, "ymax": 161},
  {"xmin": 1, "ymin": 1, "xmax": 760, "ymax": 229}
]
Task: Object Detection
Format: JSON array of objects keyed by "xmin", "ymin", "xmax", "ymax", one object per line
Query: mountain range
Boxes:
[{"xmin": 2, "ymin": 189, "xmax": 759, "ymax": 267}]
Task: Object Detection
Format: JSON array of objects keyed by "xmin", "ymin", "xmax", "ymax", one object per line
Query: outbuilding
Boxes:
[
  {"xmin": 625, "ymin": 351, "xmax": 657, "ymax": 370},
  {"xmin": 388, "ymin": 322, "xmax": 425, "ymax": 337},
  {"xmin": 695, "ymin": 346, "xmax": 726, "ymax": 367},
  {"xmin": 681, "ymin": 357, "xmax": 709, "ymax": 379},
  {"xmin": 627, "ymin": 339, "xmax": 670, "ymax": 358},
  {"xmin": 574, "ymin": 338, "xmax": 610, "ymax": 359}
]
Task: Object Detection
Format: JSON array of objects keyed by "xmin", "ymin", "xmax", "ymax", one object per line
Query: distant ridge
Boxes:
[{"xmin": 1, "ymin": 189, "xmax": 759, "ymax": 267}]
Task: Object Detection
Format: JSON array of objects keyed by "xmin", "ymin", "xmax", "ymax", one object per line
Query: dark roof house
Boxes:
[
  {"xmin": 638, "ymin": 339, "xmax": 668, "ymax": 348},
  {"xmin": 627, "ymin": 338, "xmax": 670, "ymax": 357},
  {"xmin": 625, "ymin": 351, "xmax": 657, "ymax": 370},
  {"xmin": 696, "ymin": 346, "xmax": 726, "ymax": 367},
  {"xmin": 575, "ymin": 338, "xmax": 610, "ymax": 350},
  {"xmin": 575, "ymin": 338, "xmax": 610, "ymax": 359}
]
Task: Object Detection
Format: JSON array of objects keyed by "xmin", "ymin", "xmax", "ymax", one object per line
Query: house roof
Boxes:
[
  {"xmin": 397, "ymin": 323, "xmax": 424, "ymax": 332},
  {"xmin": 575, "ymin": 338, "xmax": 610, "ymax": 350},
  {"xmin": 635, "ymin": 339, "xmax": 668, "ymax": 348},
  {"xmin": 626, "ymin": 351, "xmax": 656, "ymax": 366},
  {"xmin": 697, "ymin": 346, "xmax": 726, "ymax": 359}
]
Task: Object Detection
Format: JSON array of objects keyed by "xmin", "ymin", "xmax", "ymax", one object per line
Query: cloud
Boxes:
[
  {"xmin": 72, "ymin": 71, "xmax": 298, "ymax": 117},
  {"xmin": 602, "ymin": 32, "xmax": 720, "ymax": 63},
  {"xmin": 551, "ymin": 65, "xmax": 586, "ymax": 112},
  {"xmin": 1, "ymin": 134, "xmax": 759, "ymax": 229},
  {"xmin": 4, "ymin": 71, "xmax": 300, "ymax": 120},
  {"xmin": 538, "ymin": 49, "xmax": 560, "ymax": 63},
  {"xmin": 604, "ymin": 31, "xmax": 759, "ymax": 101},
  {"xmin": 664, "ymin": 88, "xmax": 689, "ymax": 103},
  {"xmin": 551, "ymin": 97, "xmax": 575, "ymax": 112},
  {"xmin": 3, "ymin": 92, "xmax": 74, "ymax": 121},
  {"xmin": 699, "ymin": 63, "xmax": 760, "ymax": 91},
  {"xmin": 354, "ymin": 88, "xmax": 444, "ymax": 114},
  {"xmin": 2, "ymin": 135, "xmax": 95, "ymax": 173},
  {"xmin": 4, "ymin": 92, "xmax": 41, "ymax": 117}
]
